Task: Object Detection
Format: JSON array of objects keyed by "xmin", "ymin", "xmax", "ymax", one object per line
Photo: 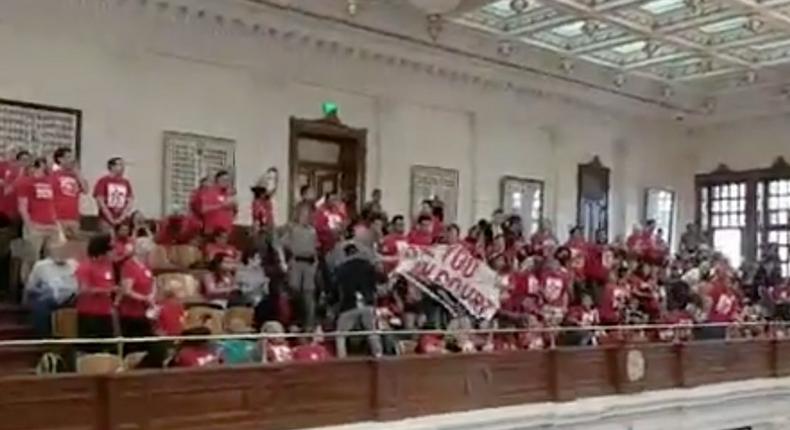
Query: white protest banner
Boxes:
[{"xmin": 392, "ymin": 244, "xmax": 500, "ymax": 320}]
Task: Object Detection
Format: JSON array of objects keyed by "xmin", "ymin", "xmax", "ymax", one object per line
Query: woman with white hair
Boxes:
[{"xmin": 118, "ymin": 236, "xmax": 157, "ymax": 354}]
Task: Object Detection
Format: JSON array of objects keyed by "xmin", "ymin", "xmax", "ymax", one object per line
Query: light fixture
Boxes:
[
  {"xmin": 498, "ymin": 40, "xmax": 515, "ymax": 57},
  {"xmin": 582, "ymin": 20, "xmax": 600, "ymax": 36},
  {"xmin": 560, "ymin": 58, "xmax": 574, "ymax": 74},
  {"xmin": 684, "ymin": 0, "xmax": 703, "ymax": 14},
  {"xmin": 613, "ymin": 74, "xmax": 626, "ymax": 87},
  {"xmin": 408, "ymin": 0, "xmax": 462, "ymax": 14},
  {"xmin": 642, "ymin": 41, "xmax": 659, "ymax": 58},
  {"xmin": 744, "ymin": 17, "xmax": 764, "ymax": 33},
  {"xmin": 744, "ymin": 70, "xmax": 757, "ymax": 84},
  {"xmin": 703, "ymin": 97, "xmax": 716, "ymax": 113},
  {"xmin": 510, "ymin": 0, "xmax": 529, "ymax": 13},
  {"xmin": 347, "ymin": 0, "xmax": 358, "ymax": 16},
  {"xmin": 427, "ymin": 14, "xmax": 443, "ymax": 41},
  {"xmin": 700, "ymin": 59, "xmax": 713, "ymax": 73},
  {"xmin": 662, "ymin": 85, "xmax": 674, "ymax": 98}
]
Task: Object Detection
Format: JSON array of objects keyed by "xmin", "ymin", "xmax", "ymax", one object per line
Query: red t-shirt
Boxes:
[
  {"xmin": 155, "ymin": 215, "xmax": 201, "ymax": 245},
  {"xmin": 565, "ymin": 238, "xmax": 588, "ymax": 280},
  {"xmin": 156, "ymin": 298, "xmax": 185, "ymax": 336},
  {"xmin": 173, "ymin": 346, "xmax": 221, "ymax": 367},
  {"xmin": 314, "ymin": 205, "xmax": 346, "ymax": 253},
  {"xmin": 708, "ymin": 282, "xmax": 740, "ymax": 323},
  {"xmin": 567, "ymin": 306, "xmax": 600, "ymax": 327},
  {"xmin": 540, "ymin": 268, "xmax": 571, "ymax": 309},
  {"xmin": 0, "ymin": 163, "xmax": 24, "ymax": 218},
  {"xmin": 118, "ymin": 258, "xmax": 154, "ymax": 318},
  {"xmin": 585, "ymin": 244, "xmax": 613, "ymax": 283},
  {"xmin": 17, "ymin": 175, "xmax": 57, "ymax": 225},
  {"xmin": 292, "ymin": 344, "xmax": 331, "ymax": 362},
  {"xmin": 407, "ymin": 229, "xmax": 433, "ymax": 246},
  {"xmin": 76, "ymin": 257, "xmax": 115, "ymax": 316},
  {"xmin": 600, "ymin": 281, "xmax": 629, "ymax": 324},
  {"xmin": 112, "ymin": 236, "xmax": 134, "ymax": 262},
  {"xmin": 188, "ymin": 187, "xmax": 205, "ymax": 218},
  {"xmin": 252, "ymin": 197, "xmax": 274, "ymax": 228},
  {"xmin": 93, "ymin": 175, "xmax": 133, "ymax": 221},
  {"xmin": 51, "ymin": 169, "xmax": 83, "ymax": 221},
  {"xmin": 200, "ymin": 185, "xmax": 235, "ymax": 234}
]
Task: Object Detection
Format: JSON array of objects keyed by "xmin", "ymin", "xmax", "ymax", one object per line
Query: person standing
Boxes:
[
  {"xmin": 50, "ymin": 147, "xmax": 88, "ymax": 239},
  {"xmin": 281, "ymin": 206, "xmax": 319, "ymax": 331},
  {"xmin": 17, "ymin": 158, "xmax": 60, "ymax": 281},
  {"xmin": 0, "ymin": 150, "xmax": 32, "ymax": 226},
  {"xmin": 200, "ymin": 170, "xmax": 236, "ymax": 236},
  {"xmin": 75, "ymin": 234, "xmax": 116, "ymax": 352},
  {"xmin": 118, "ymin": 237, "xmax": 159, "ymax": 357},
  {"xmin": 93, "ymin": 157, "xmax": 134, "ymax": 233},
  {"xmin": 334, "ymin": 235, "xmax": 383, "ymax": 359}
]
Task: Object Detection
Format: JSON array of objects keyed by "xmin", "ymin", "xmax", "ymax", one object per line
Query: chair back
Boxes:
[
  {"xmin": 169, "ymin": 245, "xmax": 202, "ymax": 269},
  {"xmin": 51, "ymin": 308, "xmax": 78, "ymax": 338},
  {"xmin": 224, "ymin": 307, "xmax": 254, "ymax": 331},
  {"xmin": 157, "ymin": 272, "xmax": 201, "ymax": 301},
  {"xmin": 185, "ymin": 306, "xmax": 225, "ymax": 334},
  {"xmin": 77, "ymin": 353, "xmax": 123, "ymax": 374}
]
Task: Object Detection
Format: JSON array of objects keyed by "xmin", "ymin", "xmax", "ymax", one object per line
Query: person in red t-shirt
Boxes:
[
  {"xmin": 93, "ymin": 157, "xmax": 134, "ymax": 233},
  {"xmin": 600, "ymin": 270, "xmax": 630, "ymax": 325},
  {"xmin": 155, "ymin": 212, "xmax": 201, "ymax": 245},
  {"xmin": 585, "ymin": 228, "xmax": 613, "ymax": 289},
  {"xmin": 188, "ymin": 176, "xmax": 210, "ymax": 220},
  {"xmin": 17, "ymin": 158, "xmax": 60, "ymax": 281},
  {"xmin": 443, "ymin": 223, "xmax": 462, "ymax": 245},
  {"xmin": 292, "ymin": 336, "xmax": 331, "ymax": 362},
  {"xmin": 200, "ymin": 170, "xmax": 237, "ymax": 236},
  {"xmin": 705, "ymin": 269, "xmax": 741, "ymax": 339},
  {"xmin": 407, "ymin": 214, "xmax": 434, "ymax": 246},
  {"xmin": 201, "ymin": 252, "xmax": 237, "ymax": 306},
  {"xmin": 565, "ymin": 226, "xmax": 588, "ymax": 282},
  {"xmin": 203, "ymin": 229, "xmax": 240, "ymax": 262},
  {"xmin": 50, "ymin": 147, "xmax": 87, "ymax": 238},
  {"xmin": 76, "ymin": 234, "xmax": 116, "ymax": 352},
  {"xmin": 538, "ymin": 253, "xmax": 572, "ymax": 326},
  {"xmin": 0, "ymin": 149, "xmax": 32, "ymax": 224},
  {"xmin": 314, "ymin": 191, "xmax": 347, "ymax": 254},
  {"xmin": 156, "ymin": 289, "xmax": 185, "ymax": 337},
  {"xmin": 111, "ymin": 222, "xmax": 134, "ymax": 264},
  {"xmin": 172, "ymin": 327, "xmax": 222, "ymax": 368},
  {"xmin": 118, "ymin": 237, "xmax": 156, "ymax": 354},
  {"xmin": 530, "ymin": 219, "xmax": 558, "ymax": 258},
  {"xmin": 379, "ymin": 215, "xmax": 407, "ymax": 273}
]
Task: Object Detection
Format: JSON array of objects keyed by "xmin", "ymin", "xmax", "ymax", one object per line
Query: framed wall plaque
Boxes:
[
  {"xmin": 410, "ymin": 165, "xmax": 459, "ymax": 223},
  {"xmin": 162, "ymin": 131, "xmax": 235, "ymax": 215},
  {"xmin": 500, "ymin": 176, "xmax": 544, "ymax": 236},
  {"xmin": 0, "ymin": 98, "xmax": 81, "ymax": 159}
]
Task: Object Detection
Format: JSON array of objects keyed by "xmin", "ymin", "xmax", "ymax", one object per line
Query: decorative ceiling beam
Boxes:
[
  {"xmin": 719, "ymin": 0, "xmax": 790, "ymax": 33},
  {"xmin": 623, "ymin": 52, "xmax": 697, "ymax": 69},
  {"xmin": 536, "ymin": 0, "xmax": 754, "ymax": 68},
  {"xmin": 674, "ymin": 66, "xmax": 742, "ymax": 80},
  {"xmin": 509, "ymin": 0, "xmax": 653, "ymax": 36},
  {"xmin": 446, "ymin": 0, "xmax": 494, "ymax": 17}
]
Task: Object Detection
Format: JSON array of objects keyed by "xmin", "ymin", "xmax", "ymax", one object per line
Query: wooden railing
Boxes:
[{"xmin": 2, "ymin": 339, "xmax": 790, "ymax": 430}]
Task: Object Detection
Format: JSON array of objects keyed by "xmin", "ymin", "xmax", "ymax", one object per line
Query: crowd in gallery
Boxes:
[{"xmin": 0, "ymin": 146, "xmax": 788, "ymax": 371}]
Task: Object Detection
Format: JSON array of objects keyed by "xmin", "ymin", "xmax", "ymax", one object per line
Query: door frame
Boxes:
[{"xmin": 288, "ymin": 114, "xmax": 367, "ymax": 219}]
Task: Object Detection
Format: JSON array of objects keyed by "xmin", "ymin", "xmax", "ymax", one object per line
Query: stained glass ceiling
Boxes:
[{"xmin": 454, "ymin": 0, "xmax": 790, "ymax": 87}]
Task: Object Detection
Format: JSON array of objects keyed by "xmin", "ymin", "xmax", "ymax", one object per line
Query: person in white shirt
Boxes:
[{"xmin": 24, "ymin": 239, "xmax": 78, "ymax": 337}]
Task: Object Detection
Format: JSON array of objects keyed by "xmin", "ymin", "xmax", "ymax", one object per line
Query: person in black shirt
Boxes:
[{"xmin": 333, "ymin": 242, "xmax": 382, "ymax": 358}]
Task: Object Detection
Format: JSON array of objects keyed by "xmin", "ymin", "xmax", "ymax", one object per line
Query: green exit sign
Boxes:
[{"xmin": 322, "ymin": 102, "xmax": 338, "ymax": 116}]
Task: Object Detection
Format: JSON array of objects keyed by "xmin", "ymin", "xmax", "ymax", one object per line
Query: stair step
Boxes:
[
  {"xmin": 0, "ymin": 323, "xmax": 35, "ymax": 340},
  {"xmin": 0, "ymin": 346, "xmax": 48, "ymax": 375}
]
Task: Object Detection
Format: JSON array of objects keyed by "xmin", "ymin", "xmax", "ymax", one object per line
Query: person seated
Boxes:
[
  {"xmin": 24, "ymin": 239, "xmax": 78, "ymax": 337},
  {"xmin": 171, "ymin": 326, "xmax": 221, "ymax": 368},
  {"xmin": 130, "ymin": 210, "xmax": 153, "ymax": 238},
  {"xmin": 155, "ymin": 288, "xmax": 186, "ymax": 337},
  {"xmin": 203, "ymin": 229, "xmax": 240, "ymax": 262},
  {"xmin": 417, "ymin": 323, "xmax": 446, "ymax": 355},
  {"xmin": 201, "ymin": 253, "xmax": 237, "ymax": 307},
  {"xmin": 218, "ymin": 318, "xmax": 261, "ymax": 365},
  {"xmin": 261, "ymin": 320, "xmax": 293, "ymax": 363},
  {"xmin": 234, "ymin": 248, "xmax": 269, "ymax": 307},
  {"xmin": 292, "ymin": 330, "xmax": 331, "ymax": 362}
]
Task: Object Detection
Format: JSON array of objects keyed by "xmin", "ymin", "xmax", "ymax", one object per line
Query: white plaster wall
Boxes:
[
  {"xmin": 692, "ymin": 115, "xmax": 790, "ymax": 174},
  {"xmin": 0, "ymin": 0, "xmax": 692, "ymax": 240}
]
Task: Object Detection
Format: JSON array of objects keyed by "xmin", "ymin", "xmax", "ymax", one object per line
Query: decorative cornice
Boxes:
[{"xmin": 58, "ymin": 0, "xmax": 699, "ymax": 121}]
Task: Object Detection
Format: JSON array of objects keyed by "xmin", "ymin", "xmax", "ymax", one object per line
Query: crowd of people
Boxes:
[{"xmin": 2, "ymin": 146, "xmax": 789, "ymax": 370}]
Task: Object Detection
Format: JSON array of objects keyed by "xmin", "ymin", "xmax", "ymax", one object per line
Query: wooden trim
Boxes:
[
  {"xmin": 3, "ymin": 341, "xmax": 790, "ymax": 430},
  {"xmin": 288, "ymin": 115, "xmax": 367, "ymax": 219}
]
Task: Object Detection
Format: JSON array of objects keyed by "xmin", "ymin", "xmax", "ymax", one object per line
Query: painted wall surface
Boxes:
[{"xmin": 0, "ymin": 0, "xmax": 694, "ymax": 241}]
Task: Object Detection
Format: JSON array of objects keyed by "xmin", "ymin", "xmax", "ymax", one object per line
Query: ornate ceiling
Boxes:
[{"xmin": 454, "ymin": 0, "xmax": 790, "ymax": 92}]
